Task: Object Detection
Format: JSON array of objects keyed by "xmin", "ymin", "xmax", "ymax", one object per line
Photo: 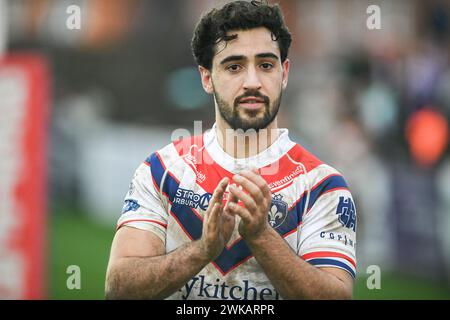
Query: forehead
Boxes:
[{"xmin": 213, "ymin": 27, "xmax": 280, "ymax": 63}]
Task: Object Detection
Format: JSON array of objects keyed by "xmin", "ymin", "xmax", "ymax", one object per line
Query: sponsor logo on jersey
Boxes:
[
  {"xmin": 180, "ymin": 275, "xmax": 280, "ymax": 300},
  {"xmin": 174, "ymin": 188, "xmax": 212, "ymax": 211},
  {"xmin": 320, "ymin": 231, "xmax": 355, "ymax": 247},
  {"xmin": 196, "ymin": 171, "xmax": 206, "ymax": 183},
  {"xmin": 336, "ymin": 196, "xmax": 356, "ymax": 231},
  {"xmin": 268, "ymin": 194, "xmax": 288, "ymax": 229},
  {"xmin": 184, "ymin": 153, "xmax": 198, "ymax": 166},
  {"xmin": 122, "ymin": 199, "xmax": 140, "ymax": 213},
  {"xmin": 267, "ymin": 165, "xmax": 304, "ymax": 190}
]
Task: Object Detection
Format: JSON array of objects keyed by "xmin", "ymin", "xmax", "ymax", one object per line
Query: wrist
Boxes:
[
  {"xmin": 193, "ymin": 239, "xmax": 223, "ymax": 263},
  {"xmin": 245, "ymin": 225, "xmax": 276, "ymax": 247},
  {"xmin": 192, "ymin": 240, "xmax": 215, "ymax": 264}
]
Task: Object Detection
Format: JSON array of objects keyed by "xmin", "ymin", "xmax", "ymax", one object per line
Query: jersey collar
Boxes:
[{"xmin": 203, "ymin": 123, "xmax": 295, "ymax": 173}]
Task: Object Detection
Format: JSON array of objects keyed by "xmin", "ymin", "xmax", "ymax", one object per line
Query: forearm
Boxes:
[
  {"xmin": 247, "ymin": 228, "xmax": 352, "ymax": 300},
  {"xmin": 105, "ymin": 240, "xmax": 209, "ymax": 299}
]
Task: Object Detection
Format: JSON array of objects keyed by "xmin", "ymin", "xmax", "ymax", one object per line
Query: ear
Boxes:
[
  {"xmin": 281, "ymin": 58, "xmax": 290, "ymax": 90},
  {"xmin": 198, "ymin": 66, "xmax": 214, "ymax": 94}
]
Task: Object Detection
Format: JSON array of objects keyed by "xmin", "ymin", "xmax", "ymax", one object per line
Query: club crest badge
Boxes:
[
  {"xmin": 268, "ymin": 194, "xmax": 288, "ymax": 229},
  {"xmin": 336, "ymin": 196, "xmax": 356, "ymax": 232},
  {"xmin": 122, "ymin": 199, "xmax": 140, "ymax": 214}
]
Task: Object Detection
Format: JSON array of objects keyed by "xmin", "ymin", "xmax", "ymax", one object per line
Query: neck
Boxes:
[{"xmin": 215, "ymin": 116, "xmax": 280, "ymax": 159}]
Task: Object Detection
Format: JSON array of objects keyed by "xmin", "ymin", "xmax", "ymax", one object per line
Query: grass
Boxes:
[
  {"xmin": 49, "ymin": 210, "xmax": 450, "ymax": 300},
  {"xmin": 354, "ymin": 273, "xmax": 450, "ymax": 300},
  {"xmin": 49, "ymin": 211, "xmax": 115, "ymax": 299}
]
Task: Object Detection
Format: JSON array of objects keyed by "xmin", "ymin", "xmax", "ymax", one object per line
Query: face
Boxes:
[{"xmin": 199, "ymin": 27, "xmax": 290, "ymax": 132}]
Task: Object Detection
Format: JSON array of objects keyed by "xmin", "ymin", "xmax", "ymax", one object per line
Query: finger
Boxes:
[
  {"xmin": 207, "ymin": 202, "xmax": 222, "ymax": 232},
  {"xmin": 229, "ymin": 184, "xmax": 257, "ymax": 212},
  {"xmin": 233, "ymin": 174, "xmax": 265, "ymax": 204},
  {"xmin": 228, "ymin": 191, "xmax": 239, "ymax": 204},
  {"xmin": 203, "ymin": 201, "xmax": 212, "ymax": 225},
  {"xmin": 224, "ymin": 186, "xmax": 239, "ymax": 212},
  {"xmin": 239, "ymin": 170, "xmax": 271, "ymax": 198},
  {"xmin": 215, "ymin": 177, "xmax": 229, "ymax": 198},
  {"xmin": 240, "ymin": 169, "xmax": 269, "ymax": 194},
  {"xmin": 206, "ymin": 178, "xmax": 228, "ymax": 225},
  {"xmin": 227, "ymin": 202, "xmax": 252, "ymax": 224},
  {"xmin": 221, "ymin": 205, "xmax": 235, "ymax": 224},
  {"xmin": 210, "ymin": 177, "xmax": 229, "ymax": 207},
  {"xmin": 222, "ymin": 210, "xmax": 234, "ymax": 222},
  {"xmin": 221, "ymin": 211, "xmax": 235, "ymax": 242}
]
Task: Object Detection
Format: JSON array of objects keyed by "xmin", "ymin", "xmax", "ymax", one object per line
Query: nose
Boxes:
[{"xmin": 243, "ymin": 66, "xmax": 262, "ymax": 91}]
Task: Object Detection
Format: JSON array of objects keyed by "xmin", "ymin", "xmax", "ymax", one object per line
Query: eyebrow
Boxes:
[
  {"xmin": 220, "ymin": 55, "xmax": 246, "ymax": 65},
  {"xmin": 255, "ymin": 52, "xmax": 279, "ymax": 60},
  {"xmin": 219, "ymin": 52, "xmax": 279, "ymax": 65}
]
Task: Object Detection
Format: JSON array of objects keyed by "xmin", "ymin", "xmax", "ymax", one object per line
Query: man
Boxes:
[{"xmin": 105, "ymin": 0, "xmax": 357, "ymax": 300}]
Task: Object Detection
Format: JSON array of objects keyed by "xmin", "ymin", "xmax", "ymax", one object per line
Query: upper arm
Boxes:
[
  {"xmin": 109, "ymin": 226, "xmax": 165, "ymax": 262},
  {"xmin": 108, "ymin": 158, "xmax": 169, "ymax": 268},
  {"xmin": 298, "ymin": 170, "xmax": 357, "ymax": 281},
  {"xmin": 320, "ymin": 267, "xmax": 354, "ymax": 298},
  {"xmin": 118, "ymin": 159, "xmax": 169, "ymax": 245},
  {"xmin": 105, "ymin": 226, "xmax": 165, "ymax": 299}
]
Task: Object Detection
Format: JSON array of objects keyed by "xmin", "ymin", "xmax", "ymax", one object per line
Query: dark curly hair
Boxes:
[{"xmin": 191, "ymin": 1, "xmax": 292, "ymax": 70}]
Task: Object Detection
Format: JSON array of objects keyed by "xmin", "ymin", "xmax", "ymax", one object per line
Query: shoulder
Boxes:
[
  {"xmin": 139, "ymin": 133, "xmax": 208, "ymax": 188},
  {"xmin": 143, "ymin": 133, "xmax": 203, "ymax": 167},
  {"xmin": 287, "ymin": 142, "xmax": 350, "ymax": 191}
]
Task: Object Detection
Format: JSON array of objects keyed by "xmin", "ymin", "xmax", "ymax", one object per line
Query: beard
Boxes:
[{"xmin": 214, "ymin": 88, "xmax": 282, "ymax": 132}]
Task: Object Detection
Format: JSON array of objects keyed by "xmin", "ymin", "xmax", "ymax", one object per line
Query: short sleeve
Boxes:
[
  {"xmin": 117, "ymin": 162, "xmax": 168, "ymax": 244},
  {"xmin": 298, "ymin": 182, "xmax": 357, "ymax": 279}
]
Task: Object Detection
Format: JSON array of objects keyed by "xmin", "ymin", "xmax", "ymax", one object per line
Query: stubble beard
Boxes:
[{"xmin": 214, "ymin": 88, "xmax": 282, "ymax": 132}]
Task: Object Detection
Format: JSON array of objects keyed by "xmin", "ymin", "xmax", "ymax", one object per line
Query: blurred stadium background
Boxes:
[{"xmin": 1, "ymin": 0, "xmax": 450, "ymax": 299}]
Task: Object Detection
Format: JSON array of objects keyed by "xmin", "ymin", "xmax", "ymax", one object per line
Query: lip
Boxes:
[
  {"xmin": 239, "ymin": 96, "xmax": 265, "ymax": 103},
  {"xmin": 238, "ymin": 101, "xmax": 264, "ymax": 110},
  {"xmin": 238, "ymin": 96, "xmax": 265, "ymax": 110}
]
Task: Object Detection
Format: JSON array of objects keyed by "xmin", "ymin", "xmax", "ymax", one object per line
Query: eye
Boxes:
[
  {"xmin": 260, "ymin": 62, "xmax": 274, "ymax": 70},
  {"xmin": 226, "ymin": 64, "xmax": 242, "ymax": 72}
]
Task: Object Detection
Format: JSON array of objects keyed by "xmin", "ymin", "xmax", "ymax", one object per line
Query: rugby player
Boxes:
[{"xmin": 105, "ymin": 0, "xmax": 357, "ymax": 300}]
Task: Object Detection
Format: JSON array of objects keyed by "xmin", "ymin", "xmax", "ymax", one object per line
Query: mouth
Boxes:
[{"xmin": 238, "ymin": 96, "xmax": 266, "ymax": 110}]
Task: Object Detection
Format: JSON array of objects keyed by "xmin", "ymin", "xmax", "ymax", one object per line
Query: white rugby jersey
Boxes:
[{"xmin": 117, "ymin": 125, "xmax": 357, "ymax": 300}]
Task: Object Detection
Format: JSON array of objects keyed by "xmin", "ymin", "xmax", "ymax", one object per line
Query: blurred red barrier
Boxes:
[{"xmin": 0, "ymin": 54, "xmax": 50, "ymax": 299}]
